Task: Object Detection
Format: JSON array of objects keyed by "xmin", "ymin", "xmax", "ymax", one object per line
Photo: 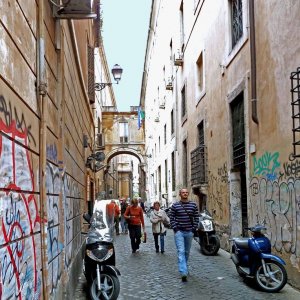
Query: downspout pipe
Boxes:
[
  {"xmin": 38, "ymin": 0, "xmax": 48, "ymax": 299},
  {"xmin": 249, "ymin": 0, "xmax": 258, "ymax": 124}
]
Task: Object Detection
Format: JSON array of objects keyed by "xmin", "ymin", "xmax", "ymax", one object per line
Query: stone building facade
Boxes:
[
  {"xmin": 0, "ymin": 0, "xmax": 115, "ymax": 298},
  {"xmin": 141, "ymin": 0, "xmax": 300, "ymax": 288}
]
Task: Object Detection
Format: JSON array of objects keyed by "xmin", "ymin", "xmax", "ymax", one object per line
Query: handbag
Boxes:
[{"xmin": 163, "ymin": 219, "xmax": 171, "ymax": 228}]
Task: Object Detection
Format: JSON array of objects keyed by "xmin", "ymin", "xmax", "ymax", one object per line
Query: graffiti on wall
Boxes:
[
  {"xmin": 0, "ymin": 95, "xmax": 36, "ymax": 146},
  {"xmin": 46, "ymin": 162, "xmax": 63, "ymax": 294},
  {"xmin": 0, "ymin": 118, "xmax": 42, "ymax": 299},
  {"xmin": 250, "ymin": 151, "xmax": 300, "ymax": 270},
  {"xmin": 63, "ymin": 173, "xmax": 82, "ymax": 269},
  {"xmin": 208, "ymin": 163, "xmax": 228, "ymax": 220}
]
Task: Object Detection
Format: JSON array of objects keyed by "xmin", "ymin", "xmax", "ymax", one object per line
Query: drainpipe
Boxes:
[
  {"xmin": 249, "ymin": 0, "xmax": 258, "ymax": 124},
  {"xmin": 37, "ymin": 0, "xmax": 48, "ymax": 299}
]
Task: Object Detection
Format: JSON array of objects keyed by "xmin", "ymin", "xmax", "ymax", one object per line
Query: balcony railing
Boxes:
[{"xmin": 191, "ymin": 145, "xmax": 207, "ymax": 186}]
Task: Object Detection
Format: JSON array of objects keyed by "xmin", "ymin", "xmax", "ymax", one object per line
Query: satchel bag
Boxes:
[{"xmin": 179, "ymin": 203, "xmax": 198, "ymax": 237}]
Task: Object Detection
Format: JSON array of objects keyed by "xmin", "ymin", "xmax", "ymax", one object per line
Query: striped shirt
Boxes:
[{"xmin": 169, "ymin": 201, "xmax": 199, "ymax": 232}]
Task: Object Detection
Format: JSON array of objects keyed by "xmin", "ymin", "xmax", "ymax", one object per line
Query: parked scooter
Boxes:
[
  {"xmin": 83, "ymin": 199, "xmax": 121, "ymax": 300},
  {"xmin": 230, "ymin": 224, "xmax": 287, "ymax": 292},
  {"xmin": 197, "ymin": 209, "xmax": 220, "ymax": 255}
]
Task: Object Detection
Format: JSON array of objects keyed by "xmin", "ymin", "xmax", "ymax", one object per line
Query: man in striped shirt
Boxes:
[{"xmin": 169, "ymin": 188, "xmax": 199, "ymax": 282}]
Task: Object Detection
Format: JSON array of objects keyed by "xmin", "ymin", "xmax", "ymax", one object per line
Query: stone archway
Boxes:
[{"xmin": 100, "ymin": 110, "xmax": 146, "ymax": 200}]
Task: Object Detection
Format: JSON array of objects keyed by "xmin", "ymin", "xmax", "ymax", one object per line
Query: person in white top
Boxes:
[{"xmin": 150, "ymin": 201, "xmax": 170, "ymax": 253}]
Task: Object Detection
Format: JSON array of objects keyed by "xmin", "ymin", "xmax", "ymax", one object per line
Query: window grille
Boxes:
[
  {"xmin": 291, "ymin": 67, "xmax": 300, "ymax": 157},
  {"xmin": 191, "ymin": 145, "xmax": 207, "ymax": 185},
  {"xmin": 87, "ymin": 45, "xmax": 95, "ymax": 104},
  {"xmin": 231, "ymin": 0, "xmax": 243, "ymax": 48}
]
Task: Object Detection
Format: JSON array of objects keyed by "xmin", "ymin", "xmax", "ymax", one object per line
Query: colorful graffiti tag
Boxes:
[
  {"xmin": 0, "ymin": 119, "xmax": 42, "ymax": 299},
  {"xmin": 250, "ymin": 151, "xmax": 300, "ymax": 270}
]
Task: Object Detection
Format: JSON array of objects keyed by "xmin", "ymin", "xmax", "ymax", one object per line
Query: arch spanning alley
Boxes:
[{"xmin": 104, "ymin": 147, "xmax": 146, "ymax": 170}]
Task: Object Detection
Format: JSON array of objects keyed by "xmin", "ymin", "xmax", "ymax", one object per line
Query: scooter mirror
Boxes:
[{"xmin": 83, "ymin": 212, "xmax": 91, "ymax": 224}]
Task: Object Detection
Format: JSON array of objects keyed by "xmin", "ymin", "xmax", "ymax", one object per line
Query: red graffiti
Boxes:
[{"xmin": 0, "ymin": 119, "xmax": 42, "ymax": 299}]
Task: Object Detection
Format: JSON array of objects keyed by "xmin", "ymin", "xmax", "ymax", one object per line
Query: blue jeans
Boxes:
[
  {"xmin": 174, "ymin": 231, "xmax": 193, "ymax": 276},
  {"xmin": 153, "ymin": 232, "xmax": 166, "ymax": 252},
  {"xmin": 120, "ymin": 215, "xmax": 128, "ymax": 233}
]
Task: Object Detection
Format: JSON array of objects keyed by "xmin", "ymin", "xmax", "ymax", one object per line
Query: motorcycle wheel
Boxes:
[
  {"xmin": 254, "ymin": 260, "xmax": 287, "ymax": 292},
  {"xmin": 200, "ymin": 235, "xmax": 220, "ymax": 256},
  {"xmin": 90, "ymin": 273, "xmax": 120, "ymax": 300}
]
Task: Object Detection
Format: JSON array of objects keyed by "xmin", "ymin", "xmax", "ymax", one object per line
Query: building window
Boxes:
[
  {"xmin": 179, "ymin": 1, "xmax": 184, "ymax": 50},
  {"xmin": 171, "ymin": 109, "xmax": 174, "ymax": 135},
  {"xmin": 165, "ymin": 159, "xmax": 168, "ymax": 192},
  {"xmin": 119, "ymin": 121, "xmax": 128, "ymax": 143},
  {"xmin": 87, "ymin": 45, "xmax": 95, "ymax": 104},
  {"xmin": 183, "ymin": 139, "xmax": 188, "ymax": 187},
  {"xmin": 181, "ymin": 85, "xmax": 186, "ymax": 118},
  {"xmin": 191, "ymin": 121, "xmax": 207, "ymax": 185},
  {"xmin": 231, "ymin": 0, "xmax": 243, "ymax": 48},
  {"xmin": 158, "ymin": 165, "xmax": 162, "ymax": 194},
  {"xmin": 196, "ymin": 52, "xmax": 204, "ymax": 93},
  {"xmin": 171, "ymin": 151, "xmax": 176, "ymax": 191},
  {"xmin": 164, "ymin": 124, "xmax": 167, "ymax": 144},
  {"xmin": 231, "ymin": 93, "xmax": 245, "ymax": 167},
  {"xmin": 159, "ymin": 136, "xmax": 161, "ymax": 152}
]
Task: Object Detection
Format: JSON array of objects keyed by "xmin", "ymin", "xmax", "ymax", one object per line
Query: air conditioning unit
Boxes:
[
  {"xmin": 55, "ymin": 0, "xmax": 97, "ymax": 19},
  {"xmin": 96, "ymin": 133, "xmax": 105, "ymax": 149},
  {"xmin": 159, "ymin": 98, "xmax": 166, "ymax": 109},
  {"xmin": 166, "ymin": 80, "xmax": 173, "ymax": 91},
  {"xmin": 174, "ymin": 51, "xmax": 183, "ymax": 66}
]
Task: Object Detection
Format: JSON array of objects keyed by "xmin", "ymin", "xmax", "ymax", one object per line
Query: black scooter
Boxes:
[
  {"xmin": 83, "ymin": 200, "xmax": 121, "ymax": 300},
  {"xmin": 196, "ymin": 210, "xmax": 220, "ymax": 255}
]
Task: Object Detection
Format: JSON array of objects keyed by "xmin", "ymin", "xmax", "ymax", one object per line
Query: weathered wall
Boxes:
[
  {"xmin": 0, "ymin": 0, "xmax": 100, "ymax": 298},
  {"xmin": 142, "ymin": 0, "xmax": 300, "ymax": 289},
  {"xmin": 247, "ymin": 0, "xmax": 300, "ymax": 288}
]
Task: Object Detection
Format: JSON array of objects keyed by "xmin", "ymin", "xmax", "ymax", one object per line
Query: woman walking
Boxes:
[
  {"xmin": 124, "ymin": 198, "xmax": 145, "ymax": 253},
  {"xmin": 150, "ymin": 201, "xmax": 170, "ymax": 253}
]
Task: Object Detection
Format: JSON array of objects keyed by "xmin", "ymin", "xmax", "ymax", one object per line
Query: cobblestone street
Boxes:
[{"xmin": 74, "ymin": 217, "xmax": 300, "ymax": 300}]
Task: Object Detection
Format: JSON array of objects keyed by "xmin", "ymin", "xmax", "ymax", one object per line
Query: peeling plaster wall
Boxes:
[{"xmin": 0, "ymin": 1, "xmax": 99, "ymax": 298}]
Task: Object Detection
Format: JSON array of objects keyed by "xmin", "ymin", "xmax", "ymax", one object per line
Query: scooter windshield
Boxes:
[
  {"xmin": 87, "ymin": 200, "xmax": 115, "ymax": 244},
  {"xmin": 199, "ymin": 209, "xmax": 213, "ymax": 220}
]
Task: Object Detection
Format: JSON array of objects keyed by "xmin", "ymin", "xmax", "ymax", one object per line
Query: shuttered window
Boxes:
[{"xmin": 88, "ymin": 45, "xmax": 95, "ymax": 104}]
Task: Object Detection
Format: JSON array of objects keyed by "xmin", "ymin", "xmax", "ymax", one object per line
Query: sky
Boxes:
[{"xmin": 101, "ymin": 0, "xmax": 152, "ymax": 112}]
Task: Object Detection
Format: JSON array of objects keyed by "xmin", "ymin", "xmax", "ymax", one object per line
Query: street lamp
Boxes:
[{"xmin": 95, "ymin": 64, "xmax": 123, "ymax": 91}]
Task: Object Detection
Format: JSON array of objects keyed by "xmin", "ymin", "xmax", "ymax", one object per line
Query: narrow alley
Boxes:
[{"xmin": 74, "ymin": 217, "xmax": 300, "ymax": 300}]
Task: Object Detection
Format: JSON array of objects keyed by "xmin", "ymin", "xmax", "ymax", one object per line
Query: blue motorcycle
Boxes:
[{"xmin": 230, "ymin": 224, "xmax": 287, "ymax": 292}]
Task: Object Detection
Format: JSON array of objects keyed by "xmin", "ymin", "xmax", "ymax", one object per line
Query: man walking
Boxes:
[{"xmin": 169, "ymin": 188, "xmax": 199, "ymax": 282}]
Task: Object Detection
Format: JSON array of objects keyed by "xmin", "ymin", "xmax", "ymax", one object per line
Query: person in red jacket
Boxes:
[
  {"xmin": 106, "ymin": 199, "xmax": 120, "ymax": 235},
  {"xmin": 124, "ymin": 198, "xmax": 145, "ymax": 253}
]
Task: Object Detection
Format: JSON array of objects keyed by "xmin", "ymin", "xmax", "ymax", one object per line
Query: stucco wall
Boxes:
[
  {"xmin": 0, "ymin": 1, "xmax": 99, "ymax": 298},
  {"xmin": 142, "ymin": 0, "xmax": 300, "ymax": 289}
]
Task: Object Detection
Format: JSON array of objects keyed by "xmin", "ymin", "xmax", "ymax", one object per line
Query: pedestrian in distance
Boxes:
[
  {"xmin": 124, "ymin": 198, "xmax": 145, "ymax": 253},
  {"xmin": 120, "ymin": 198, "xmax": 129, "ymax": 234},
  {"xmin": 150, "ymin": 201, "xmax": 170, "ymax": 253},
  {"xmin": 169, "ymin": 188, "xmax": 199, "ymax": 282},
  {"xmin": 106, "ymin": 199, "xmax": 121, "ymax": 235}
]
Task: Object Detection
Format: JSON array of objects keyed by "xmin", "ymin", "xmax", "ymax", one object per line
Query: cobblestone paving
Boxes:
[{"xmin": 74, "ymin": 217, "xmax": 300, "ymax": 300}]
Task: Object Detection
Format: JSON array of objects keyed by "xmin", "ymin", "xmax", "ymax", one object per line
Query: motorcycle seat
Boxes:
[{"xmin": 234, "ymin": 238, "xmax": 249, "ymax": 249}]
